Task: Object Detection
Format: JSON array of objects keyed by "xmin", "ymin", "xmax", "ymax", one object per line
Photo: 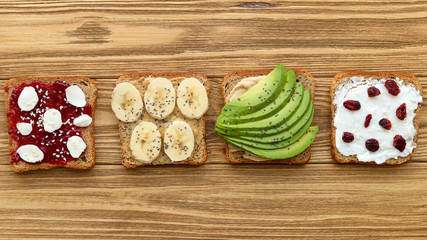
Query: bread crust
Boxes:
[
  {"xmin": 4, "ymin": 76, "xmax": 97, "ymax": 172},
  {"xmin": 220, "ymin": 69, "xmax": 316, "ymax": 164},
  {"xmin": 330, "ymin": 71, "xmax": 423, "ymax": 165},
  {"xmin": 116, "ymin": 72, "xmax": 210, "ymax": 167}
]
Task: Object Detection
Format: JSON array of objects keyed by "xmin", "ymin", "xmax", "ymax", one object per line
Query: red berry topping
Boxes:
[
  {"xmin": 385, "ymin": 80, "xmax": 400, "ymax": 96},
  {"xmin": 343, "ymin": 100, "xmax": 361, "ymax": 110},
  {"xmin": 379, "ymin": 118, "xmax": 392, "ymax": 130},
  {"xmin": 367, "ymin": 86, "xmax": 381, "ymax": 97},
  {"xmin": 342, "ymin": 132, "xmax": 354, "ymax": 143},
  {"xmin": 396, "ymin": 103, "xmax": 407, "ymax": 120},
  {"xmin": 393, "ymin": 135, "xmax": 406, "ymax": 152},
  {"xmin": 365, "ymin": 139, "xmax": 379, "ymax": 152},
  {"xmin": 364, "ymin": 114, "xmax": 372, "ymax": 128}
]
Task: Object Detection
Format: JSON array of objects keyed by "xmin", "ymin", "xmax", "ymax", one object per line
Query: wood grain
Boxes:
[
  {"xmin": 0, "ymin": 164, "xmax": 426, "ymax": 239},
  {"xmin": 0, "ymin": 1, "xmax": 426, "ymax": 239},
  {"xmin": 0, "ymin": 1, "xmax": 427, "ymax": 78}
]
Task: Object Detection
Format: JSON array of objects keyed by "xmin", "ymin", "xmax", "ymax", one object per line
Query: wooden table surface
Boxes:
[{"xmin": 0, "ymin": 1, "xmax": 426, "ymax": 239}]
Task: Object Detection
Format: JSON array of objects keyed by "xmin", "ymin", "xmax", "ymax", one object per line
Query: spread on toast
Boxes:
[
  {"xmin": 6, "ymin": 81, "xmax": 93, "ymax": 165},
  {"xmin": 112, "ymin": 74, "xmax": 209, "ymax": 166},
  {"xmin": 215, "ymin": 64, "xmax": 318, "ymax": 160},
  {"xmin": 332, "ymin": 75, "xmax": 422, "ymax": 164}
]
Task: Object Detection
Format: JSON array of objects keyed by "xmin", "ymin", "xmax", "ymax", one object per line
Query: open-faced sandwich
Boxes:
[
  {"xmin": 215, "ymin": 64, "xmax": 318, "ymax": 164},
  {"xmin": 331, "ymin": 71, "xmax": 423, "ymax": 165},
  {"xmin": 4, "ymin": 77, "xmax": 97, "ymax": 172},
  {"xmin": 112, "ymin": 73, "xmax": 210, "ymax": 167}
]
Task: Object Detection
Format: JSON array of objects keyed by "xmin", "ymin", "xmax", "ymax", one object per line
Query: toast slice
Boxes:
[
  {"xmin": 331, "ymin": 71, "xmax": 423, "ymax": 165},
  {"xmin": 116, "ymin": 72, "xmax": 210, "ymax": 167},
  {"xmin": 4, "ymin": 77, "xmax": 97, "ymax": 172},
  {"xmin": 221, "ymin": 69, "xmax": 316, "ymax": 164}
]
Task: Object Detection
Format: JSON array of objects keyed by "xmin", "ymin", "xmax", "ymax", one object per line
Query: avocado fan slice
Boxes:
[
  {"xmin": 220, "ymin": 64, "xmax": 286, "ymax": 118},
  {"xmin": 216, "ymin": 85, "xmax": 308, "ymax": 132},
  {"xmin": 225, "ymin": 126, "xmax": 319, "ymax": 159},
  {"xmin": 217, "ymin": 70, "xmax": 296, "ymax": 125},
  {"xmin": 247, "ymin": 93, "xmax": 313, "ymax": 136},
  {"xmin": 234, "ymin": 91, "xmax": 313, "ymax": 137},
  {"xmin": 240, "ymin": 102, "xmax": 313, "ymax": 143},
  {"xmin": 216, "ymin": 87, "xmax": 310, "ymax": 136},
  {"xmin": 219, "ymin": 103, "xmax": 314, "ymax": 149}
]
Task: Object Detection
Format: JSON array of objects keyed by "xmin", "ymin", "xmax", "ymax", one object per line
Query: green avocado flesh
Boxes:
[
  {"xmin": 218, "ymin": 103, "xmax": 314, "ymax": 148},
  {"xmin": 215, "ymin": 85, "xmax": 308, "ymax": 132},
  {"xmin": 214, "ymin": 64, "xmax": 319, "ymax": 159},
  {"xmin": 217, "ymin": 70, "xmax": 296, "ymax": 125},
  {"xmin": 225, "ymin": 126, "xmax": 319, "ymax": 159},
  {"xmin": 220, "ymin": 64, "xmax": 286, "ymax": 118},
  {"xmin": 242, "ymin": 94, "xmax": 312, "ymax": 137}
]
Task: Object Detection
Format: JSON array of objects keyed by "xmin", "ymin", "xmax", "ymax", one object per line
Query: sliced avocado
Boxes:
[
  {"xmin": 218, "ymin": 103, "xmax": 314, "ymax": 149},
  {"xmin": 250, "ymin": 94, "xmax": 313, "ymax": 136},
  {"xmin": 217, "ymin": 70, "xmax": 296, "ymax": 125},
  {"xmin": 216, "ymin": 85, "xmax": 308, "ymax": 132},
  {"xmin": 225, "ymin": 126, "xmax": 319, "ymax": 159},
  {"xmin": 220, "ymin": 64, "xmax": 286, "ymax": 118},
  {"xmin": 216, "ymin": 88, "xmax": 310, "ymax": 135},
  {"xmin": 241, "ymin": 102, "xmax": 313, "ymax": 143},
  {"xmin": 238, "ymin": 91, "xmax": 313, "ymax": 137}
]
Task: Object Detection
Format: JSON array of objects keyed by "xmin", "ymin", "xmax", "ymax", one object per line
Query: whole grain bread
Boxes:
[
  {"xmin": 221, "ymin": 69, "xmax": 316, "ymax": 164},
  {"xmin": 116, "ymin": 72, "xmax": 210, "ymax": 168},
  {"xmin": 4, "ymin": 77, "xmax": 97, "ymax": 172},
  {"xmin": 330, "ymin": 71, "xmax": 423, "ymax": 165}
]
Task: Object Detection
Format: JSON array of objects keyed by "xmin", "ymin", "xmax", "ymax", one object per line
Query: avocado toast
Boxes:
[{"xmin": 215, "ymin": 64, "xmax": 318, "ymax": 163}]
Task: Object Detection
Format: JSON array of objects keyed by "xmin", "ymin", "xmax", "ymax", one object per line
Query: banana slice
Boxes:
[
  {"xmin": 111, "ymin": 82, "xmax": 143, "ymax": 122},
  {"xmin": 144, "ymin": 78, "xmax": 176, "ymax": 119},
  {"xmin": 177, "ymin": 77, "xmax": 208, "ymax": 119},
  {"xmin": 130, "ymin": 121, "xmax": 162, "ymax": 163},
  {"xmin": 163, "ymin": 121, "xmax": 194, "ymax": 162}
]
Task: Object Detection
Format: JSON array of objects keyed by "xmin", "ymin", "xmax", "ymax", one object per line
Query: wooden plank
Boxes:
[
  {"xmin": 0, "ymin": 1, "xmax": 426, "ymax": 239},
  {"xmin": 1, "ymin": 77, "xmax": 426, "ymax": 165},
  {"xmin": 0, "ymin": 1, "xmax": 426, "ymax": 78},
  {"xmin": 0, "ymin": 164, "xmax": 425, "ymax": 239}
]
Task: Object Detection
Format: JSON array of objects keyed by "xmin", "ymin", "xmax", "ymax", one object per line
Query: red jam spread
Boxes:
[{"xmin": 6, "ymin": 81, "xmax": 92, "ymax": 165}]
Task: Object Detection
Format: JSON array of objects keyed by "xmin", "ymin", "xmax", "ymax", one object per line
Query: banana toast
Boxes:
[{"xmin": 113, "ymin": 73, "xmax": 210, "ymax": 167}]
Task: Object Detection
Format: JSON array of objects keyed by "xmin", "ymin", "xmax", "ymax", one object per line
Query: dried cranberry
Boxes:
[
  {"xmin": 367, "ymin": 86, "xmax": 381, "ymax": 97},
  {"xmin": 342, "ymin": 132, "xmax": 354, "ymax": 143},
  {"xmin": 379, "ymin": 118, "xmax": 392, "ymax": 130},
  {"xmin": 396, "ymin": 103, "xmax": 407, "ymax": 120},
  {"xmin": 343, "ymin": 100, "xmax": 361, "ymax": 110},
  {"xmin": 393, "ymin": 135, "xmax": 406, "ymax": 152},
  {"xmin": 385, "ymin": 80, "xmax": 400, "ymax": 96},
  {"xmin": 364, "ymin": 114, "xmax": 372, "ymax": 128},
  {"xmin": 365, "ymin": 139, "xmax": 379, "ymax": 152}
]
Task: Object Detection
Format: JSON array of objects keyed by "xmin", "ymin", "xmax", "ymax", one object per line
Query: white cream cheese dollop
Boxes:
[
  {"xmin": 43, "ymin": 108, "xmax": 62, "ymax": 132},
  {"xmin": 18, "ymin": 87, "xmax": 39, "ymax": 111},
  {"xmin": 73, "ymin": 114, "xmax": 92, "ymax": 127},
  {"xmin": 67, "ymin": 136, "xmax": 86, "ymax": 158},
  {"xmin": 16, "ymin": 144, "xmax": 44, "ymax": 163},
  {"xmin": 333, "ymin": 77, "xmax": 422, "ymax": 164},
  {"xmin": 66, "ymin": 85, "xmax": 86, "ymax": 107},
  {"xmin": 16, "ymin": 122, "xmax": 32, "ymax": 135}
]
